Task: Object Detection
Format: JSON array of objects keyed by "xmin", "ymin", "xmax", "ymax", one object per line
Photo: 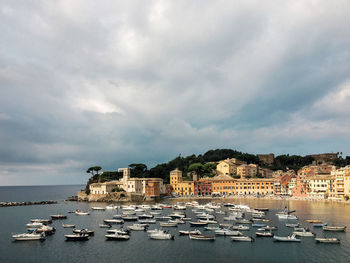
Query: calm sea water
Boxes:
[{"xmin": 0, "ymin": 185, "xmax": 349, "ymax": 263}]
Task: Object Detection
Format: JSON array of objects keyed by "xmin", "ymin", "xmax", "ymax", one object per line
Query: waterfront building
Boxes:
[
  {"xmin": 170, "ymin": 169, "xmax": 194, "ymax": 196},
  {"xmin": 292, "ymin": 175, "xmax": 310, "ymax": 198},
  {"xmin": 145, "ymin": 180, "xmax": 161, "ymax": 198},
  {"xmin": 234, "ymin": 178, "xmax": 275, "ymax": 196},
  {"xmin": 308, "ymin": 175, "xmax": 333, "ymax": 199},
  {"xmin": 89, "ymin": 180, "xmax": 123, "ymax": 196},
  {"xmin": 288, "ymin": 177, "xmax": 297, "ymax": 195},
  {"xmin": 209, "ymin": 174, "xmax": 235, "ymax": 196},
  {"xmin": 194, "ymin": 180, "xmax": 212, "ymax": 196}
]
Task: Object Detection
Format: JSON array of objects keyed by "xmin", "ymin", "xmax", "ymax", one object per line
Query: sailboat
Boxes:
[{"xmin": 276, "ymin": 203, "xmax": 297, "ymax": 220}]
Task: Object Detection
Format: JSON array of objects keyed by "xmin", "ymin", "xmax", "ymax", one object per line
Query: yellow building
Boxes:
[
  {"xmin": 216, "ymin": 159, "xmax": 237, "ymax": 175},
  {"xmin": 170, "ymin": 168, "xmax": 183, "ymax": 184},
  {"xmin": 344, "ymin": 173, "xmax": 350, "ymax": 198},
  {"xmin": 235, "ymin": 179, "xmax": 275, "ymax": 196},
  {"xmin": 170, "ymin": 169, "xmax": 194, "ymax": 196},
  {"xmin": 210, "ymin": 174, "xmax": 235, "ymax": 196},
  {"xmin": 89, "ymin": 180, "xmax": 123, "ymax": 196}
]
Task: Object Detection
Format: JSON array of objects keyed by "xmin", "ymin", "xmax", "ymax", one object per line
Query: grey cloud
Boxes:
[{"xmin": 1, "ymin": 1, "xmax": 350, "ymax": 185}]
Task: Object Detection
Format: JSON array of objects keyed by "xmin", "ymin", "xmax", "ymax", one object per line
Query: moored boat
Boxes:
[
  {"xmin": 215, "ymin": 229, "xmax": 242, "ymax": 236},
  {"xmin": 273, "ymin": 234, "xmax": 301, "ymax": 242},
  {"xmin": 128, "ymin": 224, "xmax": 148, "ymax": 231},
  {"xmin": 293, "ymin": 230, "xmax": 314, "ymax": 237},
  {"xmin": 30, "ymin": 219, "xmax": 52, "ymax": 224},
  {"xmin": 50, "ymin": 214, "xmax": 67, "ymax": 219},
  {"xmin": 322, "ymin": 226, "xmax": 346, "ymax": 232},
  {"xmin": 231, "ymin": 236, "xmax": 254, "ymax": 242},
  {"xmin": 12, "ymin": 232, "xmax": 45, "ymax": 241},
  {"xmin": 255, "ymin": 232, "xmax": 274, "ymax": 237},
  {"xmin": 179, "ymin": 230, "xmax": 201, "ymax": 235},
  {"xmin": 315, "ymin": 238, "xmax": 340, "ymax": 244},
  {"xmin": 65, "ymin": 233, "xmax": 89, "ymax": 241},
  {"xmin": 149, "ymin": 232, "xmax": 174, "ymax": 240},
  {"xmin": 159, "ymin": 222, "xmax": 178, "ymax": 227},
  {"xmin": 105, "ymin": 234, "xmax": 130, "ymax": 240},
  {"xmin": 189, "ymin": 234, "xmax": 215, "ymax": 241},
  {"xmin": 75, "ymin": 210, "xmax": 89, "ymax": 215},
  {"xmin": 73, "ymin": 229, "xmax": 94, "ymax": 236}
]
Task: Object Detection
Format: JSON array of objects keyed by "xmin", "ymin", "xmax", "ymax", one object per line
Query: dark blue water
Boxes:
[{"xmin": 0, "ymin": 186, "xmax": 349, "ymax": 263}]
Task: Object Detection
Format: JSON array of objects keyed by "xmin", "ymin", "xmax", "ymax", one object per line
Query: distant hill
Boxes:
[{"xmin": 85, "ymin": 149, "xmax": 350, "ymax": 191}]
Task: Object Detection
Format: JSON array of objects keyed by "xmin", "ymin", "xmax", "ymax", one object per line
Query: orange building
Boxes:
[{"xmin": 145, "ymin": 180, "xmax": 161, "ymax": 198}]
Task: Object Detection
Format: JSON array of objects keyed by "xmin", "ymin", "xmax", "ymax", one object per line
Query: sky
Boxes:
[{"xmin": 1, "ymin": 0, "xmax": 350, "ymax": 186}]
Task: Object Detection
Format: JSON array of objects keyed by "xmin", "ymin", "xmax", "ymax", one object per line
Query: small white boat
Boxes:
[
  {"xmin": 150, "ymin": 212, "xmax": 161, "ymax": 215},
  {"xmin": 128, "ymin": 224, "xmax": 148, "ymax": 231},
  {"xmin": 276, "ymin": 214, "xmax": 298, "ymax": 220},
  {"xmin": 189, "ymin": 234, "xmax": 215, "ymax": 241},
  {"xmin": 322, "ymin": 226, "xmax": 346, "ymax": 232},
  {"xmin": 204, "ymin": 226, "xmax": 221, "ymax": 231},
  {"xmin": 91, "ymin": 206, "xmax": 105, "ymax": 210},
  {"xmin": 65, "ymin": 233, "xmax": 89, "ymax": 241},
  {"xmin": 149, "ymin": 232, "xmax": 174, "ymax": 240},
  {"xmin": 147, "ymin": 229, "xmax": 164, "ymax": 235},
  {"xmin": 315, "ymin": 238, "xmax": 340, "ymax": 244},
  {"xmin": 105, "ymin": 234, "xmax": 130, "ymax": 240},
  {"xmin": 273, "ymin": 234, "xmax": 301, "ymax": 242},
  {"xmin": 106, "ymin": 204, "xmax": 116, "ymax": 210},
  {"xmin": 30, "ymin": 219, "xmax": 52, "ymax": 224},
  {"xmin": 231, "ymin": 236, "xmax": 254, "ymax": 242},
  {"xmin": 293, "ymin": 230, "xmax": 314, "ymax": 237},
  {"xmin": 75, "ymin": 210, "xmax": 89, "ymax": 215},
  {"xmin": 107, "ymin": 229, "xmax": 130, "ymax": 235},
  {"xmin": 62, "ymin": 224, "xmax": 75, "ymax": 228},
  {"xmin": 179, "ymin": 230, "xmax": 202, "ymax": 235},
  {"xmin": 123, "ymin": 211, "xmax": 136, "ymax": 215},
  {"xmin": 168, "ymin": 213, "xmax": 185, "ymax": 219},
  {"xmin": 34, "ymin": 225, "xmax": 56, "ymax": 235},
  {"xmin": 256, "ymin": 232, "xmax": 274, "ymax": 237},
  {"xmin": 231, "ymin": 225, "xmax": 250, "ymax": 231},
  {"xmin": 12, "ymin": 232, "xmax": 45, "ymax": 241},
  {"xmin": 26, "ymin": 222, "xmax": 44, "ymax": 229},
  {"xmin": 215, "ymin": 229, "xmax": 242, "ymax": 236},
  {"xmin": 73, "ymin": 229, "xmax": 94, "ymax": 236}
]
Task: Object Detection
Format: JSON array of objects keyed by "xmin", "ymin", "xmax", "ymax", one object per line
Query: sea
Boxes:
[{"xmin": 0, "ymin": 185, "xmax": 349, "ymax": 263}]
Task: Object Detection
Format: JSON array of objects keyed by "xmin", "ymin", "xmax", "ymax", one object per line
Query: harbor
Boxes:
[{"xmin": 2, "ymin": 185, "xmax": 350, "ymax": 263}]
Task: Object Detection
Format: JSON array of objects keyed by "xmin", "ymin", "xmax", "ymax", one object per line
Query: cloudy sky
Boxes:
[{"xmin": 1, "ymin": 1, "xmax": 350, "ymax": 185}]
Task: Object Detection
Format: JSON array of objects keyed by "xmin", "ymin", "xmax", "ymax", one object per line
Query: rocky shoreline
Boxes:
[{"xmin": 0, "ymin": 200, "xmax": 57, "ymax": 207}]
